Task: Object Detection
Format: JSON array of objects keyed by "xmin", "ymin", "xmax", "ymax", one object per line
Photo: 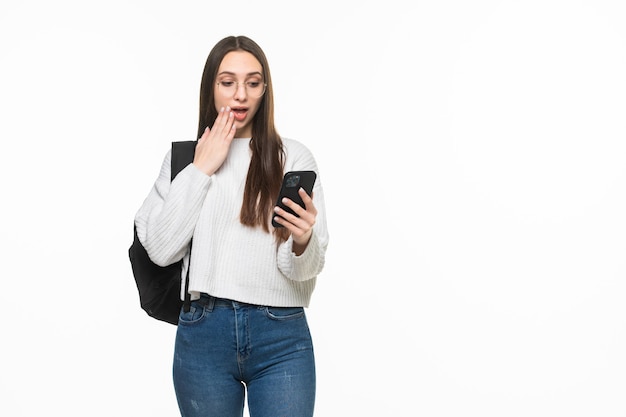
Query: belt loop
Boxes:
[{"xmin": 206, "ymin": 295, "xmax": 216, "ymax": 312}]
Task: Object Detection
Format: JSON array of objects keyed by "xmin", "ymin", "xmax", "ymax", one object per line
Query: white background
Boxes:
[{"xmin": 1, "ymin": 0, "xmax": 625, "ymax": 416}]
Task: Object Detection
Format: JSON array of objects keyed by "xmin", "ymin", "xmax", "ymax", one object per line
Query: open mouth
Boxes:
[{"xmin": 232, "ymin": 107, "xmax": 248, "ymax": 121}]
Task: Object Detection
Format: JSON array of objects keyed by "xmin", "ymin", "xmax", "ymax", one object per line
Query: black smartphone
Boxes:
[{"xmin": 272, "ymin": 170, "xmax": 317, "ymax": 228}]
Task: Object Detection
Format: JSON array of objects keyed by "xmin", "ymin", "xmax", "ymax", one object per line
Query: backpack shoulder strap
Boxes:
[
  {"xmin": 171, "ymin": 140, "xmax": 197, "ymax": 180},
  {"xmin": 171, "ymin": 140, "xmax": 197, "ymax": 313}
]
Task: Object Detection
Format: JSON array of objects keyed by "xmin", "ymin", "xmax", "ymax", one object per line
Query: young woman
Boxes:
[{"xmin": 134, "ymin": 35, "xmax": 329, "ymax": 417}]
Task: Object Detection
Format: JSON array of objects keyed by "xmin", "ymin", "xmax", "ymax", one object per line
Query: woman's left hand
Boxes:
[{"xmin": 273, "ymin": 188, "xmax": 317, "ymax": 255}]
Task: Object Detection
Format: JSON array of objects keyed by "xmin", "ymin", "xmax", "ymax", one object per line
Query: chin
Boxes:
[{"xmin": 236, "ymin": 123, "xmax": 252, "ymax": 136}]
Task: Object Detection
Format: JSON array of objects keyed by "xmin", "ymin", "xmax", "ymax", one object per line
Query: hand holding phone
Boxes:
[{"xmin": 272, "ymin": 171, "xmax": 317, "ymax": 228}]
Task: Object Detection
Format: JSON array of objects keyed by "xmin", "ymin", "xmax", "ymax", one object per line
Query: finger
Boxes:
[
  {"xmin": 213, "ymin": 107, "xmax": 235, "ymax": 136},
  {"xmin": 298, "ymin": 188, "xmax": 316, "ymax": 211},
  {"xmin": 209, "ymin": 107, "xmax": 226, "ymax": 132},
  {"xmin": 280, "ymin": 197, "xmax": 306, "ymax": 218},
  {"xmin": 273, "ymin": 210, "xmax": 307, "ymax": 236},
  {"xmin": 224, "ymin": 110, "xmax": 236, "ymax": 137},
  {"xmin": 274, "ymin": 201, "xmax": 315, "ymax": 229},
  {"xmin": 297, "ymin": 190, "xmax": 318, "ymax": 222},
  {"xmin": 198, "ymin": 126, "xmax": 210, "ymax": 141}
]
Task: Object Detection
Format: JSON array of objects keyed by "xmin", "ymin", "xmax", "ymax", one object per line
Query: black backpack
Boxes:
[{"xmin": 129, "ymin": 141, "xmax": 196, "ymax": 325}]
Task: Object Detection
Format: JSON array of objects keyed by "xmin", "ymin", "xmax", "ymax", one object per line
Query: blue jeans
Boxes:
[{"xmin": 173, "ymin": 294, "xmax": 316, "ymax": 417}]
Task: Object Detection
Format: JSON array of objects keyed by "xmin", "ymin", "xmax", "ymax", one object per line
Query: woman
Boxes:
[{"xmin": 134, "ymin": 35, "xmax": 329, "ymax": 417}]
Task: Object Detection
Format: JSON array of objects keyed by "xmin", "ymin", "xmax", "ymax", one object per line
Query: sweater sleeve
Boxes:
[
  {"xmin": 275, "ymin": 140, "xmax": 330, "ymax": 281},
  {"xmin": 134, "ymin": 150, "xmax": 212, "ymax": 266},
  {"xmin": 276, "ymin": 229, "xmax": 328, "ymax": 281}
]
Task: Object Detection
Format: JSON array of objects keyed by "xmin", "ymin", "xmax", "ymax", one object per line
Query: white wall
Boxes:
[{"xmin": 1, "ymin": 0, "xmax": 625, "ymax": 416}]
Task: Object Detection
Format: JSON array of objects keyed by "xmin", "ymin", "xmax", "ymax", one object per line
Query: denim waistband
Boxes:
[{"xmin": 197, "ymin": 293, "xmax": 253, "ymax": 308}]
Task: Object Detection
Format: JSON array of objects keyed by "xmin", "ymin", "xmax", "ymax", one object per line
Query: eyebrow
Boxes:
[{"xmin": 217, "ymin": 71, "xmax": 263, "ymax": 78}]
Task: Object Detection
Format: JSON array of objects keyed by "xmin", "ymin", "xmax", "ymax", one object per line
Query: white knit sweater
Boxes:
[{"xmin": 134, "ymin": 137, "xmax": 329, "ymax": 307}]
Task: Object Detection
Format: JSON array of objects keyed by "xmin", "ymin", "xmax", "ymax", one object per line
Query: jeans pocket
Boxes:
[
  {"xmin": 263, "ymin": 306, "xmax": 305, "ymax": 321},
  {"xmin": 178, "ymin": 302, "xmax": 207, "ymax": 324}
]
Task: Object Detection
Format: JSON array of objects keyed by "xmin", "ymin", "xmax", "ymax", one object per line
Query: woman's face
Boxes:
[{"xmin": 214, "ymin": 50, "xmax": 265, "ymax": 138}]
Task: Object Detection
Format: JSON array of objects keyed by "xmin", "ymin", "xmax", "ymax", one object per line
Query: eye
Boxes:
[
  {"xmin": 220, "ymin": 81, "xmax": 235, "ymax": 87},
  {"xmin": 247, "ymin": 81, "xmax": 261, "ymax": 88}
]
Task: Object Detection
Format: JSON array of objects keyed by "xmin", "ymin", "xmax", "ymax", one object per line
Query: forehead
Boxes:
[{"xmin": 218, "ymin": 51, "xmax": 263, "ymax": 76}]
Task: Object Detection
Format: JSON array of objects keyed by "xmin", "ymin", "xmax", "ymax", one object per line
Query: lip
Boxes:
[{"xmin": 231, "ymin": 107, "xmax": 248, "ymax": 122}]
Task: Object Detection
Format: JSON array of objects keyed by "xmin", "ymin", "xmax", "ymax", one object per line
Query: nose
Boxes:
[{"xmin": 234, "ymin": 83, "xmax": 247, "ymax": 100}]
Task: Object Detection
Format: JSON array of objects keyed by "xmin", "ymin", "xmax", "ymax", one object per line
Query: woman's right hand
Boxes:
[{"xmin": 192, "ymin": 106, "xmax": 236, "ymax": 176}]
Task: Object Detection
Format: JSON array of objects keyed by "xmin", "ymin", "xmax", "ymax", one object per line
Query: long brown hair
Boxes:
[{"xmin": 197, "ymin": 36, "xmax": 289, "ymax": 242}]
